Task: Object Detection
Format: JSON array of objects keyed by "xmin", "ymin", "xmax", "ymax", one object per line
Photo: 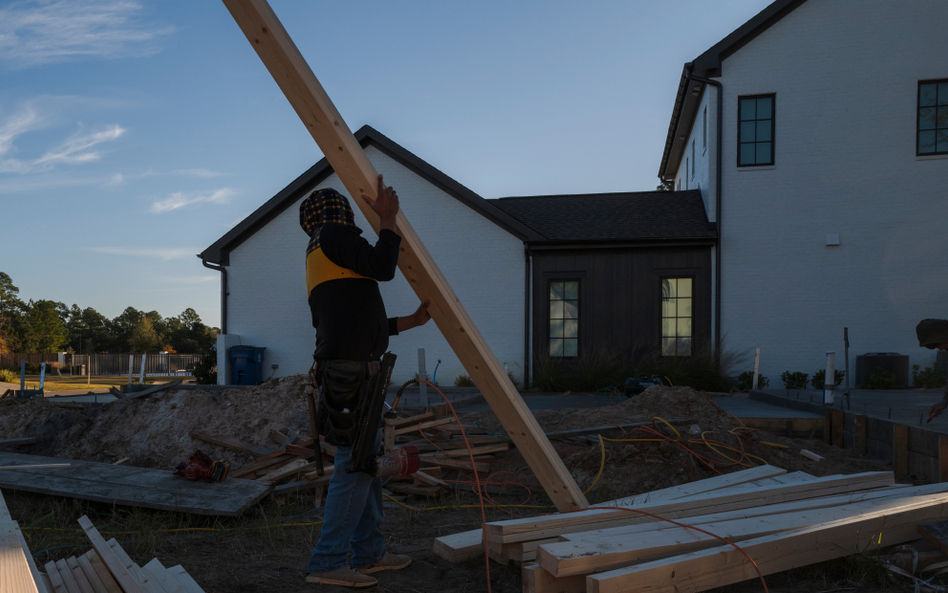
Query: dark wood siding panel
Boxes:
[{"xmin": 531, "ymin": 246, "xmax": 712, "ymax": 366}]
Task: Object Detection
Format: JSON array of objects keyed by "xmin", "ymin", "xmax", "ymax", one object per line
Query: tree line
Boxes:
[{"xmin": 0, "ymin": 272, "xmax": 217, "ymax": 355}]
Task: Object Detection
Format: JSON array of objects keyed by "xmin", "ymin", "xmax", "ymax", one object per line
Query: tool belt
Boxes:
[{"xmin": 314, "ymin": 359, "xmax": 381, "ymax": 447}]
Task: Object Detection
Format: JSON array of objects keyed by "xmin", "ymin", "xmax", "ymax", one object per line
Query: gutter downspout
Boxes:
[
  {"xmin": 684, "ymin": 63, "xmax": 723, "ymax": 363},
  {"xmin": 201, "ymin": 257, "xmax": 228, "ymax": 334},
  {"xmin": 523, "ymin": 244, "xmax": 531, "ymax": 391}
]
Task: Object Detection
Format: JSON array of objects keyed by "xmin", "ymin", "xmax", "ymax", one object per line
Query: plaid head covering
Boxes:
[{"xmin": 300, "ymin": 188, "xmax": 361, "ymax": 255}]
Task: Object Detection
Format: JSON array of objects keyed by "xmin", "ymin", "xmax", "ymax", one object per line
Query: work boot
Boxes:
[
  {"xmin": 305, "ymin": 567, "xmax": 378, "ymax": 588},
  {"xmin": 358, "ymin": 552, "xmax": 412, "ymax": 574}
]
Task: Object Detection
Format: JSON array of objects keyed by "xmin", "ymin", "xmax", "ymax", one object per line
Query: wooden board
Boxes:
[
  {"xmin": 541, "ymin": 487, "xmax": 948, "ymax": 577},
  {"xmin": 14, "ymin": 522, "xmax": 49, "ymax": 593},
  {"xmin": 45, "ymin": 560, "xmax": 70, "ymax": 593},
  {"xmin": 65, "ymin": 557, "xmax": 96, "ymax": 593},
  {"xmin": 432, "ymin": 465, "xmax": 787, "ymax": 564},
  {"xmin": 75, "ymin": 554, "xmax": 110, "ymax": 593},
  {"xmin": 561, "ymin": 482, "xmax": 928, "ymax": 545},
  {"xmin": 586, "ymin": 490, "xmax": 948, "ymax": 593},
  {"xmin": 165, "ymin": 565, "xmax": 204, "ymax": 593},
  {"xmin": 105, "ymin": 539, "xmax": 162, "ymax": 593},
  {"xmin": 187, "ymin": 432, "xmax": 272, "ymax": 457},
  {"xmin": 83, "ymin": 552, "xmax": 122, "ymax": 593},
  {"xmin": 76, "ymin": 518, "xmax": 145, "ymax": 593},
  {"xmin": 0, "ymin": 453, "xmax": 271, "ymax": 517},
  {"xmin": 218, "ymin": 0, "xmax": 587, "ymax": 512},
  {"xmin": 54, "ymin": 558, "xmax": 82, "ymax": 593},
  {"xmin": 141, "ymin": 559, "xmax": 187, "ymax": 593},
  {"xmin": 523, "ymin": 563, "xmax": 584, "ymax": 593},
  {"xmin": 485, "ymin": 471, "xmax": 894, "ymax": 544},
  {"xmin": 1, "ymin": 522, "xmax": 40, "ymax": 593}
]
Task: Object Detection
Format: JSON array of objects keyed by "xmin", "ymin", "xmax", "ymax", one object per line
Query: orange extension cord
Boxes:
[{"xmin": 409, "ymin": 380, "xmax": 768, "ymax": 593}]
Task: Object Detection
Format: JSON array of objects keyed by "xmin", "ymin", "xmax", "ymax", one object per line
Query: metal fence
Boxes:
[{"xmin": 1, "ymin": 353, "xmax": 202, "ymax": 376}]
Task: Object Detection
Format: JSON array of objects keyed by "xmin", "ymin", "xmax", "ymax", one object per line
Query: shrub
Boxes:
[
  {"xmin": 867, "ymin": 368, "xmax": 896, "ymax": 390},
  {"xmin": 812, "ymin": 369, "xmax": 845, "ymax": 389},
  {"xmin": 736, "ymin": 371, "xmax": 769, "ymax": 391},
  {"xmin": 532, "ymin": 340, "xmax": 745, "ymax": 393},
  {"xmin": 913, "ymin": 364, "xmax": 947, "ymax": 389},
  {"xmin": 454, "ymin": 374, "xmax": 474, "ymax": 387},
  {"xmin": 192, "ymin": 351, "xmax": 217, "ymax": 385},
  {"xmin": 0, "ymin": 369, "xmax": 15, "ymax": 383},
  {"xmin": 412, "ymin": 372, "xmax": 432, "ymax": 385},
  {"xmin": 781, "ymin": 371, "xmax": 808, "ymax": 390}
]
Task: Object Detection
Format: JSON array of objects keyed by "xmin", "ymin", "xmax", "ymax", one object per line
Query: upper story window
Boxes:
[
  {"xmin": 703, "ymin": 106, "xmax": 708, "ymax": 150},
  {"xmin": 918, "ymin": 80, "xmax": 948, "ymax": 155},
  {"xmin": 684, "ymin": 158, "xmax": 689, "ymax": 189},
  {"xmin": 738, "ymin": 94, "xmax": 775, "ymax": 166},
  {"xmin": 661, "ymin": 277, "xmax": 692, "ymax": 357},
  {"xmin": 691, "ymin": 140, "xmax": 696, "ymax": 178},
  {"xmin": 549, "ymin": 280, "xmax": 579, "ymax": 357}
]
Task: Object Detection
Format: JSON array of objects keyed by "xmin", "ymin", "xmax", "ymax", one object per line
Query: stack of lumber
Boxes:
[
  {"xmin": 434, "ymin": 465, "xmax": 948, "ymax": 593},
  {"xmin": 44, "ymin": 515, "xmax": 206, "ymax": 593},
  {"xmin": 1, "ymin": 489, "xmax": 47, "ymax": 592}
]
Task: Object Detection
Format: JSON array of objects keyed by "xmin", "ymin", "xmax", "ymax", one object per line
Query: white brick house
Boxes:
[
  {"xmin": 660, "ymin": 0, "xmax": 948, "ymax": 386},
  {"xmin": 200, "ymin": 126, "xmax": 539, "ymax": 386}
]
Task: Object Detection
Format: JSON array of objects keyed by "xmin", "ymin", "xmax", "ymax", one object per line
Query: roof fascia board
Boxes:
[
  {"xmin": 527, "ymin": 238, "xmax": 717, "ymax": 251},
  {"xmin": 200, "ymin": 126, "xmax": 542, "ymax": 265},
  {"xmin": 659, "ymin": 0, "xmax": 807, "ymax": 179}
]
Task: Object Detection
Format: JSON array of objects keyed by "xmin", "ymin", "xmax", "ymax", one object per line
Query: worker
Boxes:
[
  {"xmin": 917, "ymin": 319, "xmax": 948, "ymax": 421},
  {"xmin": 300, "ymin": 175, "xmax": 431, "ymax": 588}
]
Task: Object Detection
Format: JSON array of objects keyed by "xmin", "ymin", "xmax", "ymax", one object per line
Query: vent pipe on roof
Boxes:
[
  {"xmin": 684, "ymin": 62, "xmax": 723, "ymax": 362},
  {"xmin": 201, "ymin": 256, "xmax": 228, "ymax": 334}
]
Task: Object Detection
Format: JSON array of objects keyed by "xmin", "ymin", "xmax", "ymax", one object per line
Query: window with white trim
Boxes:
[
  {"xmin": 549, "ymin": 280, "xmax": 579, "ymax": 357},
  {"xmin": 661, "ymin": 277, "xmax": 693, "ymax": 357}
]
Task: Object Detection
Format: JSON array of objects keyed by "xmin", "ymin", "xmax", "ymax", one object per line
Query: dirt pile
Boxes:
[{"xmin": 0, "ymin": 376, "xmax": 313, "ymax": 469}]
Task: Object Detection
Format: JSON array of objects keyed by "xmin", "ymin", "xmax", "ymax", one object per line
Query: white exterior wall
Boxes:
[
  {"xmin": 225, "ymin": 146, "xmax": 526, "ymax": 386},
  {"xmin": 707, "ymin": 0, "xmax": 948, "ymax": 385},
  {"xmin": 675, "ymin": 90, "xmax": 713, "ymax": 215}
]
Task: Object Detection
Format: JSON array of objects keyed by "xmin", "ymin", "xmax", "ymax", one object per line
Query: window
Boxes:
[
  {"xmin": 661, "ymin": 278, "xmax": 692, "ymax": 356},
  {"xmin": 691, "ymin": 139, "xmax": 696, "ymax": 178},
  {"xmin": 684, "ymin": 158, "xmax": 689, "ymax": 189},
  {"xmin": 702, "ymin": 106, "xmax": 707, "ymax": 150},
  {"xmin": 738, "ymin": 94, "xmax": 775, "ymax": 166},
  {"xmin": 918, "ymin": 80, "xmax": 948, "ymax": 155},
  {"xmin": 549, "ymin": 280, "xmax": 579, "ymax": 357}
]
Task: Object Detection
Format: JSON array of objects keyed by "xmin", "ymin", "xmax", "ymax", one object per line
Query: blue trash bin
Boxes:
[{"xmin": 228, "ymin": 346, "xmax": 266, "ymax": 385}]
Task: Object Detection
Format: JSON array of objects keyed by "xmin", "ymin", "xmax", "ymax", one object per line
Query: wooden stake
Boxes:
[{"xmin": 218, "ymin": 0, "xmax": 587, "ymax": 512}]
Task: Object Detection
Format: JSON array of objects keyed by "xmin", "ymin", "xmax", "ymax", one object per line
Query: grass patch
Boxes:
[{"xmin": 7, "ymin": 375, "xmax": 193, "ymax": 391}]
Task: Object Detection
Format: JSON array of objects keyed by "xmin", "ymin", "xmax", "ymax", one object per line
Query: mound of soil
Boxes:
[{"xmin": 0, "ymin": 376, "xmax": 313, "ymax": 469}]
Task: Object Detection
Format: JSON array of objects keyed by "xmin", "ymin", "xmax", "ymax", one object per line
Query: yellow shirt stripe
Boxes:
[{"xmin": 306, "ymin": 247, "xmax": 374, "ymax": 294}]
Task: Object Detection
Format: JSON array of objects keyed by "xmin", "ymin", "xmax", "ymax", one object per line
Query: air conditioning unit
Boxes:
[{"xmin": 855, "ymin": 353, "xmax": 909, "ymax": 388}]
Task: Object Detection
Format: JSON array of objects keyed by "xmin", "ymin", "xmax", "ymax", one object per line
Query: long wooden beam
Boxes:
[{"xmin": 219, "ymin": 0, "xmax": 588, "ymax": 512}]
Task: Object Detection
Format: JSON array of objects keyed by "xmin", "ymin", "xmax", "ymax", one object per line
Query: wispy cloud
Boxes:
[
  {"xmin": 86, "ymin": 246, "xmax": 198, "ymax": 261},
  {"xmin": 148, "ymin": 188, "xmax": 235, "ymax": 214},
  {"xmin": 0, "ymin": 111, "xmax": 125, "ymax": 173},
  {"xmin": 0, "ymin": 1, "xmax": 174, "ymax": 68},
  {"xmin": 173, "ymin": 168, "xmax": 225, "ymax": 178},
  {"xmin": 35, "ymin": 124, "xmax": 125, "ymax": 165},
  {"xmin": 104, "ymin": 172, "xmax": 124, "ymax": 186}
]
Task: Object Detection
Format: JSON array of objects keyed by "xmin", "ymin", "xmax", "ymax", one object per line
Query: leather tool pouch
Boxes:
[{"xmin": 315, "ymin": 360, "xmax": 368, "ymax": 447}]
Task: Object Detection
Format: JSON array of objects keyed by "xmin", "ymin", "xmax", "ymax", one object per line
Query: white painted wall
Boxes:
[
  {"xmin": 685, "ymin": 0, "xmax": 948, "ymax": 386},
  {"xmin": 224, "ymin": 146, "xmax": 526, "ymax": 387}
]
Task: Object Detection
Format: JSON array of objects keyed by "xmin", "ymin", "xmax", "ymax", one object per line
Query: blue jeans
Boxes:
[{"xmin": 307, "ymin": 431, "xmax": 385, "ymax": 573}]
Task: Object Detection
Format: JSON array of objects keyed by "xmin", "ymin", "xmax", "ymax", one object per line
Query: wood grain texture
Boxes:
[
  {"xmin": 75, "ymin": 554, "xmax": 109, "ymax": 593},
  {"xmin": 587, "ymin": 491, "xmax": 948, "ymax": 593},
  {"xmin": 0, "ymin": 522, "xmax": 39, "ymax": 593},
  {"xmin": 218, "ymin": 0, "xmax": 587, "ymax": 512},
  {"xmin": 83, "ymin": 552, "xmax": 122, "ymax": 593},
  {"xmin": 165, "ymin": 565, "xmax": 205, "ymax": 593}
]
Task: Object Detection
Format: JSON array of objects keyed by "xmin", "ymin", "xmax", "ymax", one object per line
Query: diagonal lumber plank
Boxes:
[
  {"xmin": 218, "ymin": 0, "xmax": 587, "ymax": 512},
  {"xmin": 586, "ymin": 490, "xmax": 948, "ymax": 593},
  {"xmin": 83, "ymin": 552, "xmax": 122, "ymax": 593}
]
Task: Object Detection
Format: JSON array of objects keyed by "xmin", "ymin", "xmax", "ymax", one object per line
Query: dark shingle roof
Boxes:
[{"xmin": 490, "ymin": 190, "xmax": 715, "ymax": 244}]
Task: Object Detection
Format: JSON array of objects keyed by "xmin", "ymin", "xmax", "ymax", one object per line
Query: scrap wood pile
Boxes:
[
  {"xmin": 434, "ymin": 465, "xmax": 948, "ymax": 593},
  {"xmin": 1, "ymin": 490, "xmax": 206, "ymax": 593},
  {"xmin": 195, "ymin": 409, "xmax": 515, "ymax": 502}
]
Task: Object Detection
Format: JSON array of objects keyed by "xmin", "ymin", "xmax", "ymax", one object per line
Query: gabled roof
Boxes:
[
  {"xmin": 659, "ymin": 0, "xmax": 807, "ymax": 179},
  {"xmin": 490, "ymin": 190, "xmax": 716, "ymax": 245},
  {"xmin": 199, "ymin": 125, "xmax": 543, "ymax": 265}
]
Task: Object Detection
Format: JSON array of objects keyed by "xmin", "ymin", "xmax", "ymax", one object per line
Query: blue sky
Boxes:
[{"xmin": 0, "ymin": 0, "xmax": 773, "ymax": 328}]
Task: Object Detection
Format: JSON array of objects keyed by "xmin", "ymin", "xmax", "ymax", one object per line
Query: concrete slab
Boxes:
[{"xmin": 755, "ymin": 388, "xmax": 948, "ymax": 434}]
